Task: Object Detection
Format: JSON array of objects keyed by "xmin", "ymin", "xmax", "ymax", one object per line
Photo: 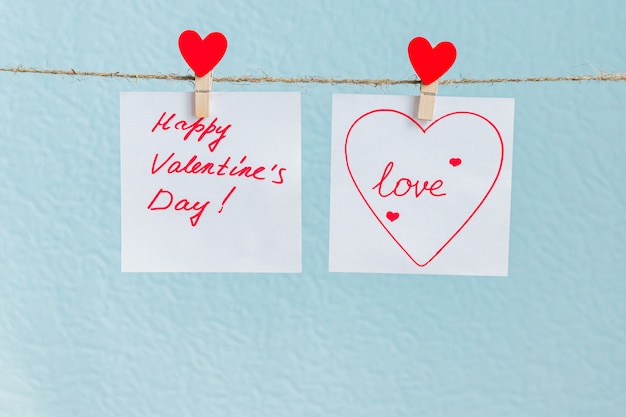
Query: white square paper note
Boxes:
[
  {"xmin": 330, "ymin": 94, "xmax": 514, "ymax": 276},
  {"xmin": 121, "ymin": 92, "xmax": 301, "ymax": 272}
]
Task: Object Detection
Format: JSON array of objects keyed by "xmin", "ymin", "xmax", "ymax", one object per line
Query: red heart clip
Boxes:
[
  {"xmin": 408, "ymin": 37, "xmax": 456, "ymax": 85},
  {"xmin": 178, "ymin": 30, "xmax": 228, "ymax": 77}
]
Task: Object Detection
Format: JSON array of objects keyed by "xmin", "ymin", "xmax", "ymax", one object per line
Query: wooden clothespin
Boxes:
[
  {"xmin": 407, "ymin": 36, "xmax": 457, "ymax": 120},
  {"xmin": 417, "ymin": 80, "xmax": 438, "ymax": 120},
  {"xmin": 195, "ymin": 72, "xmax": 212, "ymax": 117},
  {"xmin": 178, "ymin": 30, "xmax": 228, "ymax": 118}
]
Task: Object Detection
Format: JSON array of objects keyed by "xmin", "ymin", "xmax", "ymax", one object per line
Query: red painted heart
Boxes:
[
  {"xmin": 386, "ymin": 211, "xmax": 400, "ymax": 222},
  {"xmin": 178, "ymin": 30, "xmax": 227, "ymax": 77},
  {"xmin": 449, "ymin": 158, "xmax": 462, "ymax": 167},
  {"xmin": 408, "ymin": 37, "xmax": 456, "ymax": 85}
]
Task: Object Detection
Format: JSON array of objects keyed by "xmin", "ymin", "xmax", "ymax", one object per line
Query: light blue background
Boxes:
[{"xmin": 1, "ymin": 1, "xmax": 625, "ymax": 416}]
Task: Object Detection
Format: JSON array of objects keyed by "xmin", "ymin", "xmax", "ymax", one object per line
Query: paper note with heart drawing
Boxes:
[
  {"xmin": 121, "ymin": 92, "xmax": 301, "ymax": 272},
  {"xmin": 329, "ymin": 94, "xmax": 514, "ymax": 276}
]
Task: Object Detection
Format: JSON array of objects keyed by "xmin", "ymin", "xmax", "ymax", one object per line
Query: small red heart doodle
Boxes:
[
  {"xmin": 178, "ymin": 30, "xmax": 228, "ymax": 77},
  {"xmin": 449, "ymin": 158, "xmax": 462, "ymax": 167},
  {"xmin": 386, "ymin": 211, "xmax": 400, "ymax": 222},
  {"xmin": 407, "ymin": 37, "xmax": 457, "ymax": 85}
]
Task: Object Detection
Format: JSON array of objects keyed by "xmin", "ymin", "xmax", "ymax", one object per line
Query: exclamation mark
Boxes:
[{"xmin": 218, "ymin": 186, "xmax": 237, "ymax": 214}]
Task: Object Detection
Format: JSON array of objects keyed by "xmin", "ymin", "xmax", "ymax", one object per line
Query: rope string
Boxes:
[{"xmin": 2, "ymin": 66, "xmax": 626, "ymax": 86}]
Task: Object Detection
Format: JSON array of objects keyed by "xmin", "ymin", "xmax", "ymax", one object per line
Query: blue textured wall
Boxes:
[{"xmin": 1, "ymin": 1, "xmax": 625, "ymax": 416}]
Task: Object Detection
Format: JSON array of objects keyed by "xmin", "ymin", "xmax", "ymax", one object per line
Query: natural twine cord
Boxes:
[{"xmin": 2, "ymin": 66, "xmax": 626, "ymax": 86}]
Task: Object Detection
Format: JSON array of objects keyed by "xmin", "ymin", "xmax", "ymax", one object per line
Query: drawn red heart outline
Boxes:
[
  {"xmin": 344, "ymin": 109, "xmax": 504, "ymax": 267},
  {"xmin": 178, "ymin": 30, "xmax": 227, "ymax": 77},
  {"xmin": 408, "ymin": 37, "xmax": 456, "ymax": 85}
]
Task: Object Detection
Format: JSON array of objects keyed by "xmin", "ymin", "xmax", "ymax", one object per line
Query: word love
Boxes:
[
  {"xmin": 372, "ymin": 161, "xmax": 446, "ymax": 198},
  {"xmin": 147, "ymin": 186, "xmax": 236, "ymax": 227},
  {"xmin": 152, "ymin": 112, "xmax": 231, "ymax": 152}
]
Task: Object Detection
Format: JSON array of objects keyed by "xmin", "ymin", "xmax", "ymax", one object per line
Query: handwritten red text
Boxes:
[
  {"xmin": 147, "ymin": 188, "xmax": 212, "ymax": 227},
  {"xmin": 372, "ymin": 161, "xmax": 446, "ymax": 198},
  {"xmin": 151, "ymin": 153, "xmax": 286, "ymax": 185},
  {"xmin": 151, "ymin": 112, "xmax": 231, "ymax": 152}
]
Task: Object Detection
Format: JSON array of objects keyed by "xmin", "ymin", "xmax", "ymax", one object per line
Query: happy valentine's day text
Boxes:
[{"xmin": 146, "ymin": 112, "xmax": 287, "ymax": 227}]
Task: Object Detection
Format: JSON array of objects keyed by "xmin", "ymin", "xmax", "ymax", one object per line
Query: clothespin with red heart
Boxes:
[
  {"xmin": 408, "ymin": 37, "xmax": 457, "ymax": 120},
  {"xmin": 178, "ymin": 30, "xmax": 228, "ymax": 117}
]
